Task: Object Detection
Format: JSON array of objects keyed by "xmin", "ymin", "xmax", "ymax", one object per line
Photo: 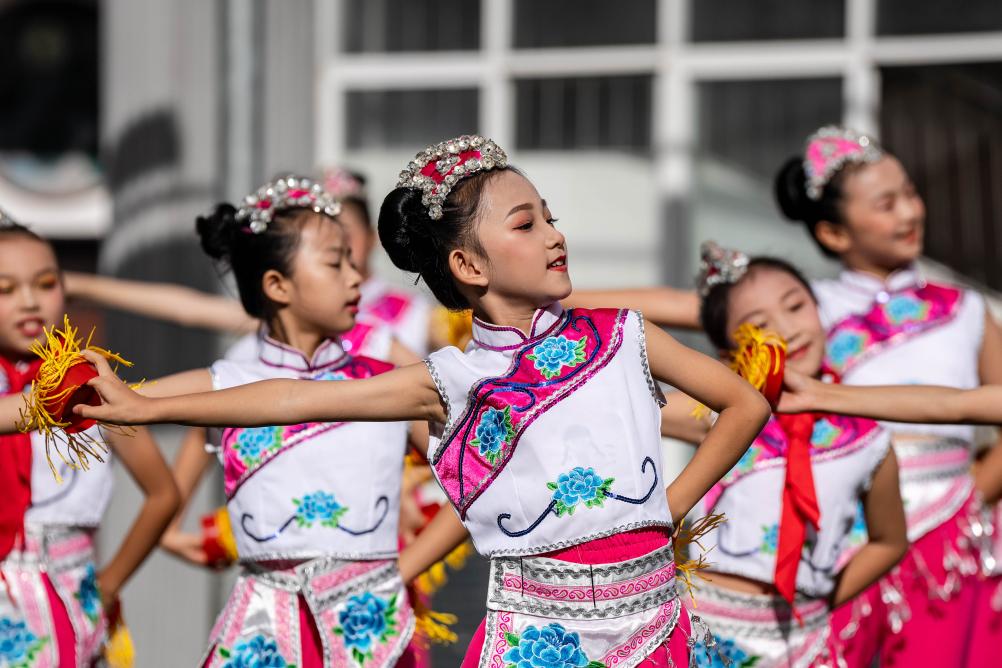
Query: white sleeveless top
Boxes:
[
  {"xmin": 425, "ymin": 304, "xmax": 670, "ymax": 557},
  {"xmin": 210, "ymin": 333, "xmax": 408, "ymax": 562},
  {"xmin": 698, "ymin": 414, "xmax": 891, "ymax": 597},
  {"xmin": 814, "ymin": 266, "xmax": 983, "ymax": 540},
  {"xmin": 25, "ymin": 426, "xmax": 114, "ymax": 529}
]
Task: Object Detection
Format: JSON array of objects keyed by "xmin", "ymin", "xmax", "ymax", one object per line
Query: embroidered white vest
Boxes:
[
  {"xmin": 426, "ymin": 305, "xmax": 670, "ymax": 557},
  {"xmin": 210, "ymin": 335, "xmax": 408, "ymax": 562},
  {"xmin": 25, "ymin": 426, "xmax": 113, "ymax": 529},
  {"xmin": 699, "ymin": 415, "xmax": 891, "ymax": 597},
  {"xmin": 815, "ymin": 269, "xmax": 983, "ymax": 541}
]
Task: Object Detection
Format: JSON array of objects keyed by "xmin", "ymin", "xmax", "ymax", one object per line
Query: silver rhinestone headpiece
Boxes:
[
  {"xmin": 236, "ymin": 175, "xmax": 341, "ymax": 234},
  {"xmin": 696, "ymin": 241, "xmax": 750, "ymax": 297},
  {"xmin": 395, "ymin": 135, "xmax": 508, "ymax": 220},
  {"xmin": 803, "ymin": 126, "xmax": 884, "ymax": 201}
]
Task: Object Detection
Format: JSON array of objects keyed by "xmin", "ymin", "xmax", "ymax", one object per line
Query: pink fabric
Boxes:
[
  {"xmin": 297, "ymin": 595, "xmax": 324, "ymax": 668},
  {"xmin": 42, "ymin": 573, "xmax": 77, "ymax": 668},
  {"xmin": 461, "ymin": 528, "xmax": 682, "ymax": 667},
  {"xmin": 831, "ymin": 500, "xmax": 978, "ymax": 667},
  {"xmin": 963, "ymin": 575, "xmax": 1002, "ymax": 667}
]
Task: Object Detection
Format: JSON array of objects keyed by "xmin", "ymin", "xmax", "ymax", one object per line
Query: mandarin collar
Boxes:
[
  {"xmin": 837, "ymin": 264, "xmax": 926, "ymax": 300},
  {"xmin": 471, "ymin": 303, "xmax": 566, "ymax": 352},
  {"xmin": 257, "ymin": 329, "xmax": 347, "ymax": 373}
]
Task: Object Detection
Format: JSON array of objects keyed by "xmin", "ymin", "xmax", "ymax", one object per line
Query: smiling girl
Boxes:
[
  {"xmin": 656, "ymin": 242, "xmax": 907, "ymax": 667},
  {"xmin": 71, "ymin": 136, "xmax": 771, "ymax": 667},
  {"xmin": 0, "ymin": 210, "xmax": 179, "ymax": 668},
  {"xmin": 776, "ymin": 125, "xmax": 1002, "ymax": 667}
]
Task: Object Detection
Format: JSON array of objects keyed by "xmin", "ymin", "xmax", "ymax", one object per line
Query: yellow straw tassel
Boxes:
[
  {"xmin": 104, "ymin": 613, "xmax": 135, "ymax": 668},
  {"xmin": 674, "ymin": 513, "xmax": 727, "ymax": 606},
  {"xmin": 411, "ymin": 595, "xmax": 459, "ymax": 647},
  {"xmin": 414, "ymin": 540, "xmax": 474, "ymax": 597},
  {"xmin": 728, "ymin": 324, "xmax": 786, "ymax": 394},
  {"xmin": 17, "ymin": 315, "xmax": 138, "ymax": 483}
]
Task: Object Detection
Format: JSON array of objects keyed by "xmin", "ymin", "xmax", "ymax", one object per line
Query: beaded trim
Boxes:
[
  {"xmin": 803, "ymin": 126, "xmax": 883, "ymax": 201},
  {"xmin": 696, "ymin": 241, "xmax": 749, "ymax": 297},
  {"xmin": 487, "ymin": 544, "xmax": 678, "ymax": 619},
  {"xmin": 694, "ymin": 580, "xmax": 831, "ymax": 637},
  {"xmin": 236, "ymin": 175, "xmax": 341, "ymax": 234},
  {"xmin": 635, "ymin": 311, "xmax": 666, "ymax": 407},
  {"xmin": 395, "ymin": 135, "xmax": 508, "ymax": 220},
  {"xmin": 423, "ymin": 357, "xmax": 452, "ymax": 452}
]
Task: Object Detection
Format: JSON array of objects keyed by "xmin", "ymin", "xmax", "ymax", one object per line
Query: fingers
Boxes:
[{"xmin": 81, "ymin": 349, "xmax": 116, "ymax": 376}]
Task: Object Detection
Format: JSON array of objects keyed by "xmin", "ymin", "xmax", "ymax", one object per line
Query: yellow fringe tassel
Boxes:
[
  {"xmin": 412, "ymin": 602, "xmax": 459, "ymax": 647},
  {"xmin": 104, "ymin": 615, "xmax": 135, "ymax": 668},
  {"xmin": 674, "ymin": 513, "xmax": 727, "ymax": 606},
  {"xmin": 214, "ymin": 507, "xmax": 239, "ymax": 563},
  {"xmin": 727, "ymin": 324, "xmax": 786, "ymax": 394},
  {"xmin": 17, "ymin": 315, "xmax": 138, "ymax": 483},
  {"xmin": 414, "ymin": 540, "xmax": 475, "ymax": 598}
]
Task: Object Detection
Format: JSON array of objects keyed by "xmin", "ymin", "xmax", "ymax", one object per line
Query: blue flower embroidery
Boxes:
[
  {"xmin": 334, "ymin": 592, "xmax": 399, "ymax": 665},
  {"xmin": 471, "ymin": 406, "xmax": 515, "ymax": 465},
  {"xmin": 883, "ymin": 294, "xmax": 929, "ymax": 325},
  {"xmin": 0, "ymin": 617, "xmax": 48, "ymax": 665},
  {"xmin": 218, "ymin": 634, "xmax": 293, "ymax": 668},
  {"xmin": 827, "ymin": 330, "xmax": 867, "ymax": 369},
  {"xmin": 810, "ymin": 419, "xmax": 842, "ymax": 448},
  {"xmin": 547, "ymin": 467, "xmax": 614, "ymax": 517},
  {"xmin": 233, "ymin": 427, "xmax": 282, "ymax": 467},
  {"xmin": 527, "ymin": 335, "xmax": 587, "ymax": 380},
  {"xmin": 314, "ymin": 370, "xmax": 348, "ymax": 382},
  {"xmin": 502, "ymin": 623, "xmax": 600, "ymax": 668},
  {"xmin": 692, "ymin": 635, "xmax": 758, "ymax": 668},
  {"xmin": 847, "ymin": 501, "xmax": 868, "ymax": 548},
  {"xmin": 293, "ymin": 491, "xmax": 349, "ymax": 529},
  {"xmin": 76, "ymin": 564, "xmax": 102, "ymax": 623},
  {"xmin": 760, "ymin": 524, "xmax": 778, "ymax": 555}
]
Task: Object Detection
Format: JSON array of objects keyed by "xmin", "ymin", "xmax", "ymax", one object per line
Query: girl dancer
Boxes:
[
  {"xmin": 775, "ymin": 125, "xmax": 1002, "ymax": 667},
  {"xmin": 92, "ymin": 175, "xmax": 419, "ymax": 667},
  {"xmin": 660, "ymin": 242, "xmax": 907, "ymax": 667},
  {"xmin": 73, "ymin": 135, "xmax": 772, "ymax": 667},
  {"xmin": 0, "ymin": 211, "xmax": 179, "ymax": 668}
]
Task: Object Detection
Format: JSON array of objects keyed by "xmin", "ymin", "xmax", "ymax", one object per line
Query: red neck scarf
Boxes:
[
  {"xmin": 773, "ymin": 412, "xmax": 822, "ymax": 612},
  {"xmin": 0, "ymin": 355, "xmax": 41, "ymax": 560}
]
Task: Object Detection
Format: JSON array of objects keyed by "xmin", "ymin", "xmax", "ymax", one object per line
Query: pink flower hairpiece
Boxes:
[
  {"xmin": 396, "ymin": 135, "xmax": 508, "ymax": 220},
  {"xmin": 803, "ymin": 126, "xmax": 883, "ymax": 201},
  {"xmin": 322, "ymin": 167, "xmax": 365, "ymax": 200},
  {"xmin": 236, "ymin": 175, "xmax": 341, "ymax": 234},
  {"xmin": 696, "ymin": 241, "xmax": 750, "ymax": 297}
]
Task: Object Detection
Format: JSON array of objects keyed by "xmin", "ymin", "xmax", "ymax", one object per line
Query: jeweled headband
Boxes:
[
  {"xmin": 395, "ymin": 135, "xmax": 508, "ymax": 220},
  {"xmin": 236, "ymin": 175, "xmax": 341, "ymax": 234},
  {"xmin": 803, "ymin": 126, "xmax": 884, "ymax": 201},
  {"xmin": 696, "ymin": 241, "xmax": 749, "ymax": 297},
  {"xmin": 322, "ymin": 166, "xmax": 365, "ymax": 201}
]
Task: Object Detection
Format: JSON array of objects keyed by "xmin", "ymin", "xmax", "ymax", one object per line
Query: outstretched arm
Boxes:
[
  {"xmin": 830, "ymin": 451, "xmax": 908, "ymax": 608},
  {"xmin": 64, "ymin": 272, "xmax": 256, "ymax": 334},
  {"xmin": 565, "ymin": 287, "xmax": 701, "ymax": 329},
  {"xmin": 778, "ymin": 369, "xmax": 1002, "ymax": 425},
  {"xmin": 644, "ymin": 320, "xmax": 771, "ymax": 524},
  {"xmin": 77, "ymin": 351, "xmax": 446, "ymax": 433}
]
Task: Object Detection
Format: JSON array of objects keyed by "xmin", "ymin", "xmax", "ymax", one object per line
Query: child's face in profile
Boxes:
[
  {"xmin": 0, "ymin": 235, "xmax": 65, "ymax": 358},
  {"xmin": 725, "ymin": 266, "xmax": 826, "ymax": 377}
]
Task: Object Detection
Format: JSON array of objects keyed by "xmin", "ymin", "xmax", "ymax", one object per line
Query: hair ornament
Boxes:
[
  {"xmin": 696, "ymin": 241, "xmax": 749, "ymax": 297},
  {"xmin": 322, "ymin": 166, "xmax": 366, "ymax": 201},
  {"xmin": 395, "ymin": 135, "xmax": 508, "ymax": 220},
  {"xmin": 803, "ymin": 126, "xmax": 884, "ymax": 201},
  {"xmin": 236, "ymin": 175, "xmax": 341, "ymax": 234}
]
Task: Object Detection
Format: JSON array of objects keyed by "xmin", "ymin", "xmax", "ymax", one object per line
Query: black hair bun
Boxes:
[
  {"xmin": 195, "ymin": 203, "xmax": 240, "ymax": 260},
  {"xmin": 377, "ymin": 187, "xmax": 435, "ymax": 274},
  {"xmin": 774, "ymin": 157, "xmax": 813, "ymax": 224}
]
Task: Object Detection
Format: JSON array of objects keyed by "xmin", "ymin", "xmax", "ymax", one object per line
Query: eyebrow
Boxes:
[
  {"xmin": 506, "ymin": 199, "xmax": 547, "ymax": 219},
  {"xmin": 0, "ymin": 267, "xmax": 60, "ymax": 281}
]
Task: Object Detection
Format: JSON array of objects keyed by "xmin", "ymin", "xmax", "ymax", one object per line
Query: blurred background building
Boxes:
[{"xmin": 2, "ymin": 0, "xmax": 1002, "ymax": 664}]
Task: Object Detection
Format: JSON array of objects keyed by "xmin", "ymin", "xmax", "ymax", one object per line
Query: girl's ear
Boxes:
[
  {"xmin": 815, "ymin": 220, "xmax": 852, "ymax": 255},
  {"xmin": 448, "ymin": 248, "xmax": 489, "ymax": 290},
  {"xmin": 261, "ymin": 269, "xmax": 293, "ymax": 307}
]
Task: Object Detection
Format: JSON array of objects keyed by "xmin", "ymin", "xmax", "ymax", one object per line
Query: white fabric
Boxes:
[{"xmin": 25, "ymin": 426, "xmax": 113, "ymax": 528}]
